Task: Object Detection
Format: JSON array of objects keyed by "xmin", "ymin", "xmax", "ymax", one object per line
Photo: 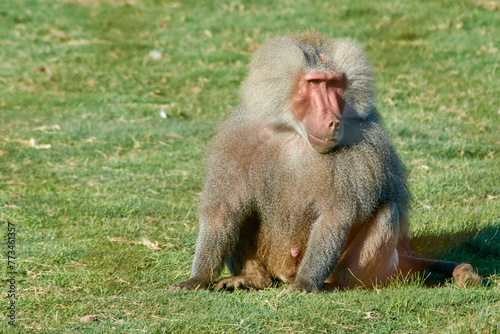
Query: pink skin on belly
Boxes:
[{"xmin": 290, "ymin": 247, "xmax": 303, "ymax": 261}]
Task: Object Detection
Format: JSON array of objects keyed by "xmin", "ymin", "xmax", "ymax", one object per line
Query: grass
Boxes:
[{"xmin": 0, "ymin": 0, "xmax": 499, "ymax": 332}]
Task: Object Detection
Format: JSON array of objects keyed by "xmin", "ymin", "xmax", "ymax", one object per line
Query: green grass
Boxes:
[{"xmin": 0, "ymin": 0, "xmax": 499, "ymax": 332}]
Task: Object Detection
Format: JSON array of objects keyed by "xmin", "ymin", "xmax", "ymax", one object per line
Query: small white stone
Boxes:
[{"xmin": 148, "ymin": 50, "xmax": 162, "ymax": 60}]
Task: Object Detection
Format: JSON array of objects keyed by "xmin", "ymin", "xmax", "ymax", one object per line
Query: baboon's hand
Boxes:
[
  {"xmin": 288, "ymin": 279, "xmax": 320, "ymax": 294},
  {"xmin": 169, "ymin": 278, "xmax": 208, "ymax": 291}
]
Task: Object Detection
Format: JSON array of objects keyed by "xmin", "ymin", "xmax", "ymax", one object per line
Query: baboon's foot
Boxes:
[
  {"xmin": 452, "ymin": 263, "xmax": 481, "ymax": 288},
  {"xmin": 214, "ymin": 275, "xmax": 271, "ymax": 291}
]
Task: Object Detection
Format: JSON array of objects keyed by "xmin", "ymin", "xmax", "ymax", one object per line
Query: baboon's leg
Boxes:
[
  {"xmin": 323, "ymin": 203, "xmax": 399, "ymax": 291},
  {"xmin": 398, "ymin": 254, "xmax": 481, "ymax": 288}
]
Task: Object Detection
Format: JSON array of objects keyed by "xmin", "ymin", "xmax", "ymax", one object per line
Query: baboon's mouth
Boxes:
[
  {"xmin": 307, "ymin": 133, "xmax": 337, "ymax": 153},
  {"xmin": 308, "ymin": 133, "xmax": 336, "ymax": 144}
]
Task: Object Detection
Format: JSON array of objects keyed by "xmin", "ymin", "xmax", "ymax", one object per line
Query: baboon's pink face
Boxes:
[{"xmin": 292, "ymin": 71, "xmax": 347, "ymax": 153}]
